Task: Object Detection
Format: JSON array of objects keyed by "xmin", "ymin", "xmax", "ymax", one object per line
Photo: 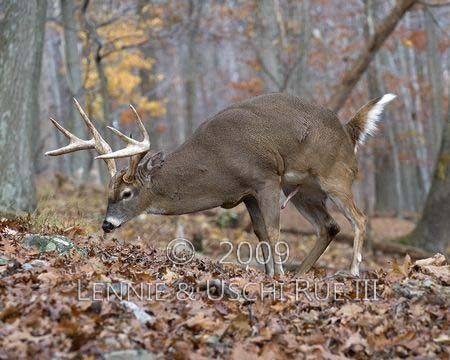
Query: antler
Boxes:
[
  {"xmin": 45, "ymin": 99, "xmax": 117, "ymax": 177},
  {"xmin": 96, "ymin": 105, "xmax": 150, "ymax": 160},
  {"xmin": 96, "ymin": 105, "xmax": 151, "ymax": 183}
]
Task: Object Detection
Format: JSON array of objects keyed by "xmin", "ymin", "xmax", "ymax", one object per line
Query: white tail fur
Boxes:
[{"xmin": 358, "ymin": 93, "xmax": 397, "ymax": 145}]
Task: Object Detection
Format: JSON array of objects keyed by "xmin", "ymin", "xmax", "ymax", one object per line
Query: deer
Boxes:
[{"xmin": 45, "ymin": 93, "xmax": 396, "ymax": 277}]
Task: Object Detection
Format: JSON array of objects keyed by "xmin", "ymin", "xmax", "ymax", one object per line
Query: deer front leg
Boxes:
[
  {"xmin": 244, "ymin": 197, "xmax": 275, "ymax": 276},
  {"xmin": 254, "ymin": 183, "xmax": 284, "ymax": 276}
]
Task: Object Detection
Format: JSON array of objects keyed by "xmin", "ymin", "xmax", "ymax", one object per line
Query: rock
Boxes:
[
  {"xmin": 413, "ymin": 254, "xmax": 450, "ymax": 285},
  {"xmin": 22, "ymin": 263, "xmax": 35, "ymax": 270},
  {"xmin": 22, "ymin": 259, "xmax": 49, "ymax": 270},
  {"xmin": 0, "ymin": 257, "xmax": 8, "ymax": 266},
  {"xmin": 393, "ymin": 279, "xmax": 450, "ymax": 306},
  {"xmin": 22, "ymin": 234, "xmax": 85, "ymax": 256},
  {"xmin": 414, "ymin": 253, "xmax": 446, "ymax": 267},
  {"xmin": 103, "ymin": 349, "xmax": 156, "ymax": 360},
  {"xmin": 2, "ymin": 227, "xmax": 18, "ymax": 236}
]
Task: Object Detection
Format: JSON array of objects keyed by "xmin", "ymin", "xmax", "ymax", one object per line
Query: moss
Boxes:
[
  {"xmin": 395, "ymin": 233, "xmax": 414, "ymax": 246},
  {"xmin": 436, "ymin": 152, "xmax": 450, "ymax": 181}
]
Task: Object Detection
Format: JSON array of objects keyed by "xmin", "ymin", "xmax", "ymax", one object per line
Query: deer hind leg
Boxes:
[
  {"xmin": 283, "ymin": 186, "xmax": 340, "ymax": 275},
  {"xmin": 318, "ymin": 177, "xmax": 367, "ymax": 276},
  {"xmin": 333, "ymin": 194, "xmax": 366, "ymax": 276}
]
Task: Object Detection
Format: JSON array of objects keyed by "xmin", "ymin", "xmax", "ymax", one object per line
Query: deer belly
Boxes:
[{"xmin": 283, "ymin": 171, "xmax": 308, "ymax": 185}]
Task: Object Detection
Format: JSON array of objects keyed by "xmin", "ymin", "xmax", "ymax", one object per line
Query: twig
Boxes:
[
  {"xmin": 423, "ymin": 5, "xmax": 450, "ymax": 38},
  {"xmin": 281, "ymin": 227, "xmax": 434, "ymax": 259},
  {"xmin": 100, "ymin": 41, "xmax": 148, "ymax": 59},
  {"xmin": 253, "ymin": 48, "xmax": 283, "ymax": 90},
  {"xmin": 419, "ymin": 0, "xmax": 450, "ymax": 7},
  {"xmin": 247, "ymin": 303, "xmax": 259, "ymax": 336}
]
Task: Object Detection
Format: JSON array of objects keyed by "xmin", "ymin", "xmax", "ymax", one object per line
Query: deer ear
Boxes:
[{"xmin": 142, "ymin": 151, "xmax": 165, "ymax": 174}]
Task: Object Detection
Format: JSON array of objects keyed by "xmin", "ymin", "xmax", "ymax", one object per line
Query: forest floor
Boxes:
[{"xmin": 0, "ymin": 176, "xmax": 449, "ymax": 359}]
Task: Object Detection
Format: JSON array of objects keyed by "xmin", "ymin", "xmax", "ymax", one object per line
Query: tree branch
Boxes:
[
  {"xmin": 328, "ymin": 0, "xmax": 417, "ymax": 112},
  {"xmin": 419, "ymin": 0, "xmax": 450, "ymax": 7}
]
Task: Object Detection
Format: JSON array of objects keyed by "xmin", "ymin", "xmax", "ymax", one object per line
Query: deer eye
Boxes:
[{"xmin": 121, "ymin": 190, "xmax": 132, "ymax": 200}]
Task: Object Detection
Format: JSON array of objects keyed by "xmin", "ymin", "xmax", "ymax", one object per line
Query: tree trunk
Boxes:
[
  {"xmin": 409, "ymin": 101, "xmax": 450, "ymax": 252},
  {"xmin": 78, "ymin": 3, "xmax": 114, "ymax": 184},
  {"xmin": 95, "ymin": 53, "xmax": 116, "ymax": 184},
  {"xmin": 184, "ymin": 0, "xmax": 203, "ymax": 138},
  {"xmin": 384, "ymin": 47, "xmax": 409, "ymax": 215},
  {"xmin": 48, "ymin": 30, "xmax": 72, "ymax": 175},
  {"xmin": 367, "ymin": 3, "xmax": 404, "ymax": 216},
  {"xmin": 61, "ymin": 0, "xmax": 90, "ymax": 181},
  {"xmin": 256, "ymin": 0, "xmax": 283, "ymax": 91},
  {"xmin": 289, "ymin": 0, "xmax": 311, "ymax": 98},
  {"xmin": 30, "ymin": 1, "xmax": 47, "ymax": 174},
  {"xmin": 397, "ymin": 37, "xmax": 428, "ymax": 212},
  {"xmin": 0, "ymin": 0, "xmax": 47, "ymax": 213},
  {"xmin": 137, "ymin": 0, "xmax": 160, "ymax": 149},
  {"xmin": 424, "ymin": 7, "xmax": 444, "ymax": 157},
  {"xmin": 328, "ymin": 0, "xmax": 416, "ymax": 112},
  {"xmin": 362, "ymin": 0, "xmax": 378, "ymax": 249}
]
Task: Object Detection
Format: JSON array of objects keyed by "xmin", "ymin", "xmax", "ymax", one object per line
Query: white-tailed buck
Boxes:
[{"xmin": 46, "ymin": 93, "xmax": 395, "ymax": 277}]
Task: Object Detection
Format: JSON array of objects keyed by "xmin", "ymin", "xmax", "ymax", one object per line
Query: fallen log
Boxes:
[{"xmin": 281, "ymin": 227, "xmax": 433, "ymax": 259}]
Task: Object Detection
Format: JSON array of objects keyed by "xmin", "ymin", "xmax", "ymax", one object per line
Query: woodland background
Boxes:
[
  {"xmin": 1, "ymin": 0, "xmax": 449, "ymax": 250},
  {"xmin": 0, "ymin": 0, "xmax": 449, "ymax": 358}
]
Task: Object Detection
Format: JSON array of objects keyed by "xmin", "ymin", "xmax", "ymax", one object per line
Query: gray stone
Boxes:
[
  {"xmin": 103, "ymin": 349, "xmax": 156, "ymax": 360},
  {"xmin": 22, "ymin": 234, "xmax": 85, "ymax": 256},
  {"xmin": 22, "ymin": 259, "xmax": 49, "ymax": 270}
]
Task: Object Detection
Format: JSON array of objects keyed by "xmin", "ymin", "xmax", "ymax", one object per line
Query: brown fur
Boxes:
[
  {"xmin": 105, "ymin": 93, "xmax": 387, "ymax": 277},
  {"xmin": 345, "ymin": 96, "xmax": 381, "ymax": 145}
]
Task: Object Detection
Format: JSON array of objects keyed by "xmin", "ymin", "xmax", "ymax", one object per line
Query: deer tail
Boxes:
[{"xmin": 345, "ymin": 93, "xmax": 396, "ymax": 149}]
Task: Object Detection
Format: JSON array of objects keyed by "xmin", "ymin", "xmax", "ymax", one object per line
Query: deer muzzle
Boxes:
[{"xmin": 102, "ymin": 219, "xmax": 121, "ymax": 233}]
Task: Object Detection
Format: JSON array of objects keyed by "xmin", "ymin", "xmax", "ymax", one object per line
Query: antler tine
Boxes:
[
  {"xmin": 72, "ymin": 99, "xmax": 114, "ymax": 155},
  {"xmin": 96, "ymin": 104, "xmax": 150, "ymax": 160},
  {"xmin": 105, "ymin": 126, "xmax": 138, "ymax": 144},
  {"xmin": 72, "ymin": 98, "xmax": 117, "ymax": 177},
  {"xmin": 48, "ymin": 117, "xmax": 78, "ymax": 141},
  {"xmin": 45, "ymin": 118, "xmax": 96, "ymax": 156},
  {"xmin": 130, "ymin": 104, "xmax": 149, "ymax": 142},
  {"xmin": 45, "ymin": 99, "xmax": 117, "ymax": 178}
]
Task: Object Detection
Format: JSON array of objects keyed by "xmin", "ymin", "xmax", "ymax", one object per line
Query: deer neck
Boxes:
[{"xmin": 145, "ymin": 148, "xmax": 219, "ymax": 215}]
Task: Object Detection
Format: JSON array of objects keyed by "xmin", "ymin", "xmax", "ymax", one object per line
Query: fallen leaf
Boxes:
[
  {"xmin": 337, "ymin": 303, "xmax": 363, "ymax": 319},
  {"xmin": 185, "ymin": 313, "xmax": 218, "ymax": 331},
  {"xmin": 343, "ymin": 331, "xmax": 368, "ymax": 353}
]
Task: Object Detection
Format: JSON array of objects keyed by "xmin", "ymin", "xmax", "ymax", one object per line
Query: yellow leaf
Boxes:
[{"xmin": 402, "ymin": 37, "xmax": 414, "ymax": 48}]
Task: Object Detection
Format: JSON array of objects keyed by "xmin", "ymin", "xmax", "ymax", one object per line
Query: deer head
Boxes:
[{"xmin": 45, "ymin": 99, "xmax": 162, "ymax": 233}]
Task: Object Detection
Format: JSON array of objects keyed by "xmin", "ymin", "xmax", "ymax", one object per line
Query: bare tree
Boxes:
[
  {"xmin": 288, "ymin": 0, "xmax": 311, "ymax": 98},
  {"xmin": 184, "ymin": 0, "xmax": 203, "ymax": 137},
  {"xmin": 80, "ymin": 0, "xmax": 117, "ymax": 183},
  {"xmin": 424, "ymin": 6, "xmax": 445, "ymax": 155},
  {"xmin": 61, "ymin": 0, "xmax": 90, "ymax": 181},
  {"xmin": 255, "ymin": 0, "xmax": 283, "ymax": 91},
  {"xmin": 328, "ymin": 0, "xmax": 417, "ymax": 112},
  {"xmin": 0, "ymin": 0, "xmax": 47, "ymax": 213},
  {"xmin": 409, "ymin": 97, "xmax": 450, "ymax": 252}
]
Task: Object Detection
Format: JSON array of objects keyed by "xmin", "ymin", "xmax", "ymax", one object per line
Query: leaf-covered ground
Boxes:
[{"xmin": 0, "ymin": 179, "xmax": 449, "ymax": 359}]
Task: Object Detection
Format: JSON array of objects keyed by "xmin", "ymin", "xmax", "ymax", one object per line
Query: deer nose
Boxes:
[{"xmin": 102, "ymin": 220, "xmax": 116, "ymax": 233}]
